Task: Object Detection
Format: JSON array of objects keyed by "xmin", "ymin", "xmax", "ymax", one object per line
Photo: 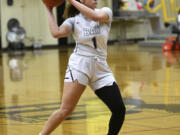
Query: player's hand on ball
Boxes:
[{"xmin": 45, "ymin": 5, "xmax": 54, "ymax": 12}]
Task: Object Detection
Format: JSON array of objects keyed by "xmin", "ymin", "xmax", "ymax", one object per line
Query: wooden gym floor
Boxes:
[{"xmin": 0, "ymin": 44, "xmax": 180, "ymax": 135}]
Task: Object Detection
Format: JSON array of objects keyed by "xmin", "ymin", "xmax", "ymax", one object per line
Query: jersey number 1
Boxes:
[{"xmin": 92, "ymin": 37, "xmax": 97, "ymax": 49}]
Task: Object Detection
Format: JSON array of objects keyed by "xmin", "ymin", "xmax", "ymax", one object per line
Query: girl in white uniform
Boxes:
[{"xmin": 40, "ymin": 0, "xmax": 126, "ymax": 135}]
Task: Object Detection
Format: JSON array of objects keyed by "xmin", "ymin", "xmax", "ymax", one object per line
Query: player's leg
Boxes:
[
  {"xmin": 95, "ymin": 82, "xmax": 126, "ymax": 135},
  {"xmin": 40, "ymin": 80, "xmax": 86, "ymax": 135}
]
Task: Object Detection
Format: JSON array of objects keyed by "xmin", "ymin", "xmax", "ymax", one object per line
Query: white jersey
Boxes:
[{"xmin": 63, "ymin": 7, "xmax": 112, "ymax": 59}]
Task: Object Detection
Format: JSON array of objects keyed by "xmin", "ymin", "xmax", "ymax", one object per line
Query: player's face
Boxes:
[{"xmin": 81, "ymin": 0, "xmax": 97, "ymax": 9}]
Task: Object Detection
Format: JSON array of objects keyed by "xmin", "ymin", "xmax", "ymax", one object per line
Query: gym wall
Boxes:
[{"xmin": 0, "ymin": 0, "xmax": 57, "ymax": 48}]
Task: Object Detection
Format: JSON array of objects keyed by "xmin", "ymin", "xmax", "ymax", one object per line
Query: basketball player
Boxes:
[{"xmin": 39, "ymin": 0, "xmax": 126, "ymax": 135}]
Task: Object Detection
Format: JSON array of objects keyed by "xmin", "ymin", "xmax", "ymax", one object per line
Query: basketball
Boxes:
[{"xmin": 42, "ymin": 0, "xmax": 65, "ymax": 7}]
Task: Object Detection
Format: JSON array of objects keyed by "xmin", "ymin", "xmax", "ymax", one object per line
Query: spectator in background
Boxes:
[
  {"xmin": 136, "ymin": 0, "xmax": 143, "ymax": 10},
  {"xmin": 144, "ymin": 0, "xmax": 155, "ymax": 9}
]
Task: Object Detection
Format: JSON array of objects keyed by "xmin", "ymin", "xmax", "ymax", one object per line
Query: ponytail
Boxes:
[{"xmin": 67, "ymin": 0, "xmax": 81, "ymax": 17}]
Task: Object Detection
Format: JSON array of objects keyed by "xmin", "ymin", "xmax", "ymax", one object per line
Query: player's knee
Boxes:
[
  {"xmin": 112, "ymin": 102, "xmax": 126, "ymax": 118},
  {"xmin": 58, "ymin": 107, "xmax": 73, "ymax": 118}
]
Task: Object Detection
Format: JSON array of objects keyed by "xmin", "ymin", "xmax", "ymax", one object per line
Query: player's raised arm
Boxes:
[{"xmin": 45, "ymin": 6, "xmax": 71, "ymax": 38}]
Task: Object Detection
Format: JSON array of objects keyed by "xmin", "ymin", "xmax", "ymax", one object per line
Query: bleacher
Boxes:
[
  {"xmin": 109, "ymin": 0, "xmax": 161, "ymax": 43},
  {"xmin": 110, "ymin": 0, "xmax": 180, "ymax": 46}
]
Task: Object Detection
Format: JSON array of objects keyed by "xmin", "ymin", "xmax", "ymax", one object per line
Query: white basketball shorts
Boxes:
[{"xmin": 64, "ymin": 53, "xmax": 116, "ymax": 91}]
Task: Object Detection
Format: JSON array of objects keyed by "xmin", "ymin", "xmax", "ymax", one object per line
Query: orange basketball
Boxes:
[{"xmin": 42, "ymin": 0, "xmax": 65, "ymax": 7}]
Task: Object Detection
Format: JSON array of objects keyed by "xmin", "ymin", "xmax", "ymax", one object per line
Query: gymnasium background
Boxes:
[{"xmin": 0, "ymin": 0, "xmax": 180, "ymax": 49}]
